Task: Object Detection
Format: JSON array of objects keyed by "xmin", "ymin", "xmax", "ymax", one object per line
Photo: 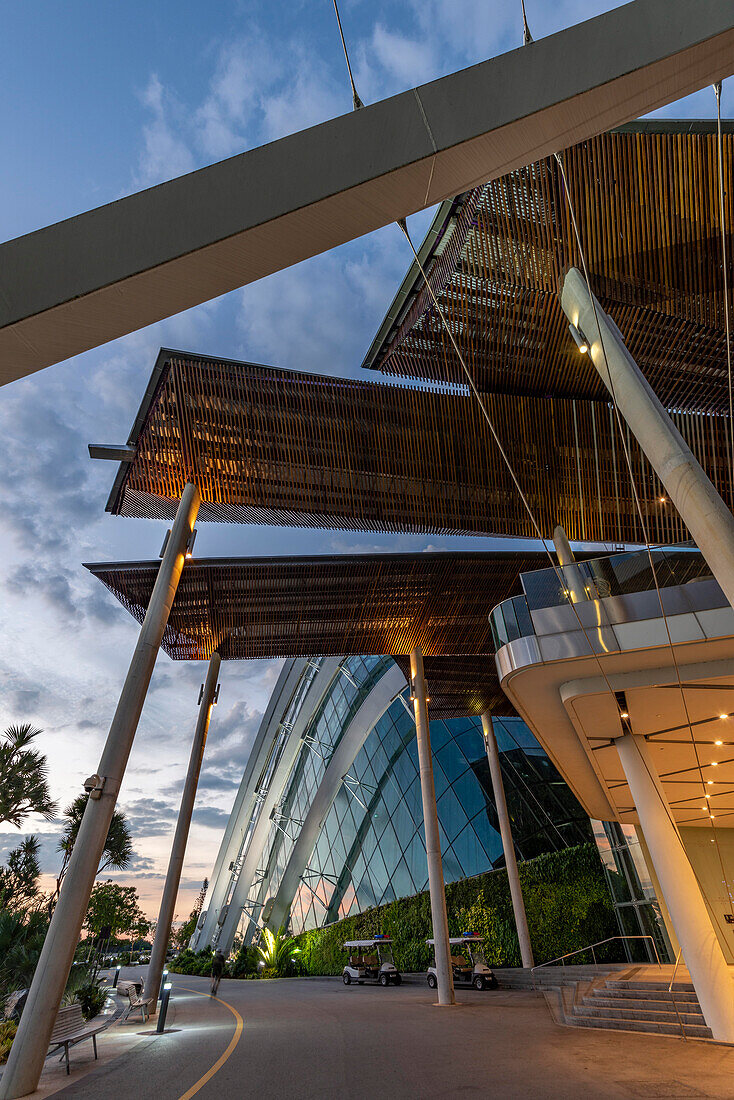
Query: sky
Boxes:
[{"xmin": 1, "ymin": 0, "xmax": 731, "ymax": 921}]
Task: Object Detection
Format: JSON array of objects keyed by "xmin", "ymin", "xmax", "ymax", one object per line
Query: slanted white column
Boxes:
[
  {"xmin": 553, "ymin": 524, "xmax": 587, "ymax": 604},
  {"xmin": 616, "ymin": 732, "xmax": 734, "ymax": 1042},
  {"xmin": 481, "ymin": 712, "xmax": 534, "ymax": 969},
  {"xmin": 0, "ymin": 483, "xmax": 200, "ymax": 1100},
  {"xmin": 147, "ymin": 651, "xmax": 221, "ymax": 1008},
  {"xmin": 411, "ymin": 647, "xmax": 455, "ymax": 1005},
  {"xmin": 561, "ymin": 267, "xmax": 734, "ymax": 610}
]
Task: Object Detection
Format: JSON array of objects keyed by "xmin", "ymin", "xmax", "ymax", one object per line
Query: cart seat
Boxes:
[
  {"xmin": 450, "ymin": 955, "xmax": 468, "ymax": 967},
  {"xmin": 363, "ymin": 954, "xmax": 378, "ymax": 967}
]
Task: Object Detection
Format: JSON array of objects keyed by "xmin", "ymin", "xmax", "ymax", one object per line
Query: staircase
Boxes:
[{"xmin": 568, "ymin": 975, "xmax": 711, "ymax": 1039}]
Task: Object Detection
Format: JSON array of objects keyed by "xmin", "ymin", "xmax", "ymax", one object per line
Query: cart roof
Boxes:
[
  {"xmin": 343, "ymin": 939, "xmax": 393, "ymax": 948},
  {"xmin": 425, "ymin": 936, "xmax": 484, "ymax": 945}
]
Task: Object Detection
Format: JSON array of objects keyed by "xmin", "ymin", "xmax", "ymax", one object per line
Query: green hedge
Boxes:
[{"xmin": 292, "ymin": 843, "xmax": 618, "ymax": 974}]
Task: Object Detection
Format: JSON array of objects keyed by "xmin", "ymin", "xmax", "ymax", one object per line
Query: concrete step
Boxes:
[
  {"xmin": 570, "ymin": 1014, "xmax": 712, "ymax": 1039},
  {"xmin": 588, "ymin": 995, "xmax": 704, "ymax": 1017},
  {"xmin": 593, "ymin": 987, "xmax": 699, "ymax": 1005},
  {"xmin": 604, "ymin": 979, "xmax": 696, "ymax": 993},
  {"xmin": 574, "ymin": 1004, "xmax": 705, "ymax": 1025}
]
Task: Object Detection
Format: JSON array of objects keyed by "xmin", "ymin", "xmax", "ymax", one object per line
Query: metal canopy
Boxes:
[
  {"xmin": 101, "ymin": 348, "xmax": 731, "ymax": 546},
  {"xmin": 2, "ymin": 0, "xmax": 734, "ymax": 383},
  {"xmin": 84, "ymin": 551, "xmax": 552, "ymax": 718},
  {"xmin": 368, "ymin": 122, "xmax": 734, "ymax": 415}
]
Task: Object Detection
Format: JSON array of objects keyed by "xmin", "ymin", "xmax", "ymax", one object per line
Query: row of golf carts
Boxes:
[{"xmin": 342, "ymin": 934, "xmax": 497, "ymax": 990}]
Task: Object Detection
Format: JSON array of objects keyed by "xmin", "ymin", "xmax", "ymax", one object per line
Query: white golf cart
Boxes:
[
  {"xmin": 426, "ymin": 935, "xmax": 497, "ymax": 991},
  {"xmin": 342, "ymin": 936, "xmax": 402, "ymax": 986}
]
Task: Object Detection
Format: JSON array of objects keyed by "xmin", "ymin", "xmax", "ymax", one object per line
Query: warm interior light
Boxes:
[
  {"xmin": 658, "ymin": 496, "xmax": 667, "ymax": 504},
  {"xmin": 620, "ymin": 711, "xmax": 629, "ymax": 719},
  {"xmin": 711, "ymin": 814, "xmax": 716, "ymax": 819},
  {"xmin": 712, "ymin": 760, "xmax": 719, "ymax": 767},
  {"xmin": 719, "ymin": 715, "xmax": 728, "ymax": 721},
  {"xmin": 569, "ymin": 323, "xmax": 589, "ymax": 354},
  {"xmin": 706, "ymin": 793, "xmax": 711, "ymax": 799},
  {"xmin": 708, "ymin": 780, "xmax": 714, "ymax": 785}
]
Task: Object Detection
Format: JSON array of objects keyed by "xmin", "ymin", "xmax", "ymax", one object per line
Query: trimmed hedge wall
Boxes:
[{"xmin": 292, "ymin": 843, "xmax": 618, "ymax": 974}]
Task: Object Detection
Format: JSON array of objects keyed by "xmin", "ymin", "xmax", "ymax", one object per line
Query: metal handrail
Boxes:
[
  {"xmin": 530, "ymin": 935, "xmax": 661, "ymax": 988},
  {"xmin": 668, "ymin": 948, "xmax": 688, "ymax": 1042}
]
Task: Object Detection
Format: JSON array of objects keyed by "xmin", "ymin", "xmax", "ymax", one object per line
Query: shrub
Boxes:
[
  {"xmin": 0, "ymin": 1020, "xmax": 17, "ymax": 1065},
  {"xmin": 291, "ymin": 843, "xmax": 617, "ymax": 975}
]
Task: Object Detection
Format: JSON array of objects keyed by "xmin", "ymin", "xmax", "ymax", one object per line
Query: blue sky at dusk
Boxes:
[{"xmin": 1, "ymin": 0, "xmax": 730, "ymax": 919}]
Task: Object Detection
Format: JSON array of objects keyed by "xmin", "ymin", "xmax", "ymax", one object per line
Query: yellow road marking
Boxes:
[{"xmin": 175, "ymin": 986, "xmax": 244, "ymax": 1100}]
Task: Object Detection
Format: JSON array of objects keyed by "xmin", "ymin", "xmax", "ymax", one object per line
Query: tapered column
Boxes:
[
  {"xmin": 411, "ymin": 648, "xmax": 454, "ymax": 1005},
  {"xmin": 553, "ymin": 525, "xmax": 587, "ymax": 604},
  {"xmin": 480, "ymin": 712, "xmax": 534, "ymax": 969},
  {"xmin": 0, "ymin": 483, "xmax": 200, "ymax": 1100},
  {"xmin": 561, "ymin": 267, "xmax": 734, "ymax": 610},
  {"xmin": 147, "ymin": 652, "xmax": 221, "ymax": 1009},
  {"xmin": 616, "ymin": 732, "xmax": 734, "ymax": 1041}
]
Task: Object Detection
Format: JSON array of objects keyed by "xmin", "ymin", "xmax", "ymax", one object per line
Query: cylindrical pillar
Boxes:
[
  {"xmin": 561, "ymin": 267, "xmax": 734, "ymax": 610},
  {"xmin": 616, "ymin": 732, "xmax": 734, "ymax": 1041},
  {"xmin": 147, "ymin": 652, "xmax": 221, "ymax": 1009},
  {"xmin": 552, "ymin": 524, "xmax": 587, "ymax": 604},
  {"xmin": 0, "ymin": 483, "xmax": 200, "ymax": 1100},
  {"xmin": 411, "ymin": 648, "xmax": 455, "ymax": 1005},
  {"xmin": 480, "ymin": 712, "xmax": 534, "ymax": 969}
]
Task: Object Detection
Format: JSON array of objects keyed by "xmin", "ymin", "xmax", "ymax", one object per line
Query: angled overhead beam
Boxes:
[{"xmin": 2, "ymin": 0, "xmax": 734, "ymax": 384}]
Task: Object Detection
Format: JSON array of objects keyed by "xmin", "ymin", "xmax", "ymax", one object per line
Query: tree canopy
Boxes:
[
  {"xmin": 55, "ymin": 795, "xmax": 133, "ymax": 901},
  {"xmin": 84, "ymin": 882, "xmax": 148, "ymax": 941},
  {"xmin": 0, "ymin": 725, "xmax": 56, "ymax": 828}
]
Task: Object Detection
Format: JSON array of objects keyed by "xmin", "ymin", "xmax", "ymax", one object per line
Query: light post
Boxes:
[{"xmin": 156, "ymin": 983, "xmax": 173, "ymax": 1033}]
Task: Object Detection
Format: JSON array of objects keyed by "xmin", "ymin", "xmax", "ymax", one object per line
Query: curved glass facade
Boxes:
[
  {"xmin": 216, "ymin": 656, "xmax": 593, "ymax": 942},
  {"xmin": 288, "ymin": 691, "xmax": 591, "ymax": 934},
  {"xmin": 204, "ymin": 654, "xmax": 598, "ymax": 949}
]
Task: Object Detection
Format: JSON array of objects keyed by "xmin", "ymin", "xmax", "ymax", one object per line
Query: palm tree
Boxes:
[
  {"xmin": 53, "ymin": 795, "xmax": 133, "ymax": 905},
  {"xmin": 0, "ymin": 725, "xmax": 56, "ymax": 828}
]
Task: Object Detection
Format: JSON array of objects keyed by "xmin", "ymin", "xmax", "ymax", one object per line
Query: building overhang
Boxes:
[{"xmin": 2, "ymin": 0, "xmax": 734, "ymax": 383}]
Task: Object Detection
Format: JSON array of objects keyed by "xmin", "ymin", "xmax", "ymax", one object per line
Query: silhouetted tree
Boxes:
[{"xmin": 0, "ymin": 725, "xmax": 56, "ymax": 827}]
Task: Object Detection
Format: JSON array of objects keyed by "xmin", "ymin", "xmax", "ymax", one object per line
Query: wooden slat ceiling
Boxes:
[
  {"xmin": 107, "ymin": 351, "xmax": 732, "ymax": 545},
  {"xmin": 374, "ymin": 126, "xmax": 734, "ymax": 413},
  {"xmin": 84, "ymin": 552, "xmax": 549, "ymax": 718}
]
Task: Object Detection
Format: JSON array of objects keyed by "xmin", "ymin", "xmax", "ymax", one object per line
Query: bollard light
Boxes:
[
  {"xmin": 112, "ymin": 965, "xmax": 121, "ymax": 989},
  {"xmin": 159, "ymin": 970, "xmax": 169, "ymax": 1001},
  {"xmin": 157, "ymin": 983, "xmax": 173, "ymax": 1033}
]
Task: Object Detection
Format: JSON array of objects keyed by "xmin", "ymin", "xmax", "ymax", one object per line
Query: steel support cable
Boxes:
[
  {"xmin": 714, "ymin": 81, "xmax": 734, "ymax": 502},
  {"xmin": 397, "ymin": 217, "xmax": 633, "ymax": 723},
  {"xmin": 332, "ymin": 0, "xmax": 363, "ymax": 110},
  {"xmin": 555, "ymin": 151, "xmax": 734, "ymax": 918}
]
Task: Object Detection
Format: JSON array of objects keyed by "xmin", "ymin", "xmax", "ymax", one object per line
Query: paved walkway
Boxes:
[{"xmin": 35, "ymin": 972, "xmax": 734, "ymax": 1099}]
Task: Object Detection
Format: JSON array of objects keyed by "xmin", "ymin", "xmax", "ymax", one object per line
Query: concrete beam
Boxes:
[{"xmin": 2, "ymin": 0, "xmax": 734, "ymax": 383}]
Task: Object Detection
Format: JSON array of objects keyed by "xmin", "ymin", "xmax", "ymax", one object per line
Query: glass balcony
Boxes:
[{"xmin": 490, "ymin": 547, "xmax": 712, "ymax": 650}]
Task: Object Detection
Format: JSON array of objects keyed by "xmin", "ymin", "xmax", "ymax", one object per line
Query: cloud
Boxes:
[
  {"xmin": 135, "ymin": 75, "xmax": 196, "ymax": 187},
  {"xmin": 192, "ymin": 806, "xmax": 231, "ymax": 830}
]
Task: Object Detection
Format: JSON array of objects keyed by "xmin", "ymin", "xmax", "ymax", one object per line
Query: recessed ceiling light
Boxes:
[
  {"xmin": 720, "ymin": 714, "xmax": 728, "ymax": 721},
  {"xmin": 708, "ymin": 780, "xmax": 714, "ymax": 785},
  {"xmin": 712, "ymin": 761, "xmax": 719, "ymax": 767},
  {"xmin": 706, "ymin": 794, "xmax": 711, "ymax": 799},
  {"xmin": 620, "ymin": 711, "xmax": 629, "ymax": 719},
  {"xmin": 711, "ymin": 814, "xmax": 716, "ymax": 819},
  {"xmin": 659, "ymin": 496, "xmax": 667, "ymax": 504},
  {"xmin": 715, "ymin": 740, "xmax": 723, "ymax": 746}
]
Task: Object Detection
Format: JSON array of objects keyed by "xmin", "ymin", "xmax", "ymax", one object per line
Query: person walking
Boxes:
[{"xmin": 210, "ymin": 949, "xmax": 226, "ymax": 996}]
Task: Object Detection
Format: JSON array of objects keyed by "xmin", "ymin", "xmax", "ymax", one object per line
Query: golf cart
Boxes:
[
  {"xmin": 426, "ymin": 935, "xmax": 497, "ymax": 991},
  {"xmin": 343, "ymin": 936, "xmax": 401, "ymax": 986}
]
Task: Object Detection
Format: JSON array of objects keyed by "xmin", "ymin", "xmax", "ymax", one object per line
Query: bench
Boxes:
[
  {"xmin": 48, "ymin": 1003, "xmax": 106, "ymax": 1075},
  {"xmin": 119, "ymin": 986, "xmax": 154, "ymax": 1023}
]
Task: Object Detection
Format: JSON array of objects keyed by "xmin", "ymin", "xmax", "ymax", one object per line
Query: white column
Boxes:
[
  {"xmin": 561, "ymin": 267, "xmax": 734, "ymax": 610},
  {"xmin": 147, "ymin": 651, "xmax": 221, "ymax": 1008},
  {"xmin": 411, "ymin": 648, "xmax": 455, "ymax": 1005},
  {"xmin": 480, "ymin": 712, "xmax": 534, "ymax": 969},
  {"xmin": 552, "ymin": 524, "xmax": 587, "ymax": 604},
  {"xmin": 616, "ymin": 732, "xmax": 734, "ymax": 1041},
  {"xmin": 0, "ymin": 483, "xmax": 200, "ymax": 1100}
]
